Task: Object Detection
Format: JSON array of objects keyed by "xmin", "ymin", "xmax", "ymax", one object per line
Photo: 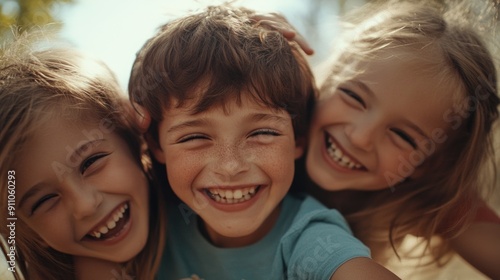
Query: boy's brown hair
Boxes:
[{"xmin": 128, "ymin": 4, "xmax": 315, "ymax": 140}]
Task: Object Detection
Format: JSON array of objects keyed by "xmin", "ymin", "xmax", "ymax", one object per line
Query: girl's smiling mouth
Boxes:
[
  {"xmin": 84, "ymin": 202, "xmax": 130, "ymax": 242},
  {"xmin": 324, "ymin": 132, "xmax": 366, "ymax": 171}
]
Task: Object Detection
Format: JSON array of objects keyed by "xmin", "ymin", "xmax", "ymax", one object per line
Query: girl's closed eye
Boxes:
[
  {"xmin": 30, "ymin": 193, "xmax": 58, "ymax": 216},
  {"xmin": 80, "ymin": 153, "xmax": 110, "ymax": 175},
  {"xmin": 339, "ymin": 88, "xmax": 366, "ymax": 107},
  {"xmin": 390, "ymin": 128, "xmax": 417, "ymax": 149}
]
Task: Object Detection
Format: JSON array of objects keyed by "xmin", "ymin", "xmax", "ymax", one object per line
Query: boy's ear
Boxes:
[
  {"xmin": 132, "ymin": 103, "xmax": 166, "ymax": 163},
  {"xmin": 295, "ymin": 137, "xmax": 305, "ymax": 159},
  {"xmin": 132, "ymin": 102, "xmax": 152, "ymax": 133},
  {"xmin": 145, "ymin": 132, "xmax": 166, "ymax": 164}
]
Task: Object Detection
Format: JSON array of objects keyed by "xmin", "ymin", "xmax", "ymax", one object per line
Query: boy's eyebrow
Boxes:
[
  {"xmin": 167, "ymin": 119, "xmax": 210, "ymax": 133},
  {"xmin": 167, "ymin": 113, "xmax": 287, "ymax": 133},
  {"xmin": 167, "ymin": 113, "xmax": 289, "ymax": 134},
  {"xmin": 248, "ymin": 113, "xmax": 289, "ymax": 124}
]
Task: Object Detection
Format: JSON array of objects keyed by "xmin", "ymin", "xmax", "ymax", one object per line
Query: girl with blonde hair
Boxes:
[
  {"xmin": 0, "ymin": 36, "xmax": 166, "ymax": 279},
  {"xmin": 258, "ymin": 0, "xmax": 500, "ymax": 278}
]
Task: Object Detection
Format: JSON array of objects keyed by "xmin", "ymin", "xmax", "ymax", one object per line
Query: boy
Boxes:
[{"xmin": 129, "ymin": 5, "xmax": 399, "ymax": 279}]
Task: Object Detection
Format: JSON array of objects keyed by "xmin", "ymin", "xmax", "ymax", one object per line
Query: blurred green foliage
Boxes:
[{"xmin": 0, "ymin": 0, "xmax": 74, "ymax": 42}]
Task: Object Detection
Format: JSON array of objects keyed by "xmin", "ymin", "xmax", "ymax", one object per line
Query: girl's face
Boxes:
[
  {"xmin": 307, "ymin": 53, "xmax": 459, "ymax": 191},
  {"xmin": 14, "ymin": 115, "xmax": 149, "ymax": 263}
]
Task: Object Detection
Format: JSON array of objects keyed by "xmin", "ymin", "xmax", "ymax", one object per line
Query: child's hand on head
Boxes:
[{"xmin": 251, "ymin": 12, "xmax": 314, "ymax": 55}]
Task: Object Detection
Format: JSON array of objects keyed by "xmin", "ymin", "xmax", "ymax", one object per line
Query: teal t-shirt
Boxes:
[{"xmin": 158, "ymin": 193, "xmax": 370, "ymax": 280}]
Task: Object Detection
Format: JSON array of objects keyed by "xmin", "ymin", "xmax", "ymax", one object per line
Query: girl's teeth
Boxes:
[
  {"xmin": 326, "ymin": 136, "xmax": 362, "ymax": 170},
  {"xmin": 89, "ymin": 203, "xmax": 127, "ymax": 239},
  {"xmin": 99, "ymin": 226, "xmax": 109, "ymax": 234},
  {"xmin": 107, "ymin": 220, "xmax": 116, "ymax": 230},
  {"xmin": 334, "ymin": 147, "xmax": 342, "ymax": 158}
]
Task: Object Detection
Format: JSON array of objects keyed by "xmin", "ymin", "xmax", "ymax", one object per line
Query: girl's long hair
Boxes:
[
  {"xmin": 315, "ymin": 0, "xmax": 499, "ymax": 264},
  {"xmin": 0, "ymin": 34, "xmax": 165, "ymax": 279}
]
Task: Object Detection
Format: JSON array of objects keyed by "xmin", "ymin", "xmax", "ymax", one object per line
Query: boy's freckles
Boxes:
[{"xmin": 153, "ymin": 94, "xmax": 299, "ymax": 247}]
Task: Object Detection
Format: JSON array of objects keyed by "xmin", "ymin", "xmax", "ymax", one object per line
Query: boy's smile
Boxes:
[
  {"xmin": 153, "ymin": 94, "xmax": 303, "ymax": 247},
  {"xmin": 205, "ymin": 185, "xmax": 260, "ymax": 204}
]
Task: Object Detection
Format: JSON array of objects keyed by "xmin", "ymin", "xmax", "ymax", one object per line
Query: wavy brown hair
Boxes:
[
  {"xmin": 313, "ymin": 0, "xmax": 499, "ymax": 264},
  {"xmin": 0, "ymin": 36, "xmax": 166, "ymax": 279},
  {"xmin": 128, "ymin": 4, "xmax": 316, "ymax": 142}
]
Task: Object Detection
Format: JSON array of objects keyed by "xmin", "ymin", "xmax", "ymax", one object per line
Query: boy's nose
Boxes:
[{"xmin": 212, "ymin": 145, "xmax": 250, "ymax": 180}]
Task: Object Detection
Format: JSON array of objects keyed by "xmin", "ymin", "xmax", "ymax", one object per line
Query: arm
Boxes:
[
  {"xmin": 450, "ymin": 208, "xmax": 500, "ymax": 279},
  {"xmin": 330, "ymin": 257, "xmax": 400, "ymax": 280}
]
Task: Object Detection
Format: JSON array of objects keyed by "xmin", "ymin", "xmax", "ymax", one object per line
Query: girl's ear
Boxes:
[
  {"xmin": 295, "ymin": 137, "xmax": 305, "ymax": 159},
  {"xmin": 132, "ymin": 103, "xmax": 152, "ymax": 133}
]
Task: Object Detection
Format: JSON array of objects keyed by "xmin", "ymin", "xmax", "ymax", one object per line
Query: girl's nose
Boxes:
[
  {"xmin": 66, "ymin": 181, "xmax": 103, "ymax": 220},
  {"xmin": 345, "ymin": 120, "xmax": 378, "ymax": 152}
]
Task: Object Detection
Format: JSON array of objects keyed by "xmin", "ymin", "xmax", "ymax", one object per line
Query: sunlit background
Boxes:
[
  {"xmin": 56, "ymin": 0, "xmax": 372, "ymax": 90},
  {"xmin": 1, "ymin": 0, "xmax": 366, "ymax": 90}
]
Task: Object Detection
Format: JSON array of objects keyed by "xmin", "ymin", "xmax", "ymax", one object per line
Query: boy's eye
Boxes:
[
  {"xmin": 177, "ymin": 134, "xmax": 209, "ymax": 143},
  {"xmin": 390, "ymin": 128, "xmax": 417, "ymax": 149},
  {"xmin": 340, "ymin": 88, "xmax": 366, "ymax": 107},
  {"xmin": 250, "ymin": 129, "xmax": 281, "ymax": 137},
  {"xmin": 31, "ymin": 194, "xmax": 58, "ymax": 215},
  {"xmin": 80, "ymin": 153, "xmax": 109, "ymax": 174}
]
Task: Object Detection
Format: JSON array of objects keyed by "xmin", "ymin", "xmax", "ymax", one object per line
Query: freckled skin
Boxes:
[{"xmin": 151, "ymin": 94, "xmax": 302, "ymax": 248}]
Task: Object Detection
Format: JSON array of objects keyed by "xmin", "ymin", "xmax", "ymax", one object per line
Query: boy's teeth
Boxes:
[
  {"xmin": 206, "ymin": 186, "xmax": 258, "ymax": 204},
  {"xmin": 89, "ymin": 204, "xmax": 128, "ymax": 239},
  {"xmin": 326, "ymin": 136, "xmax": 362, "ymax": 170}
]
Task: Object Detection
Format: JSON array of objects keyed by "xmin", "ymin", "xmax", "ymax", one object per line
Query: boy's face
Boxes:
[{"xmin": 152, "ymin": 94, "xmax": 302, "ymax": 247}]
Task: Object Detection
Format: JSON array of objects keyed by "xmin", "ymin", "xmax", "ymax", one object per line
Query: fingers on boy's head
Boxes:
[{"xmin": 128, "ymin": 4, "xmax": 316, "ymax": 139}]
